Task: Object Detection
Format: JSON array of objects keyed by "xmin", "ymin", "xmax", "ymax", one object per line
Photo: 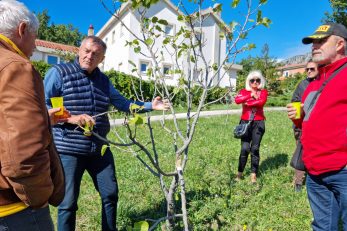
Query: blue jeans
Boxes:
[
  {"xmin": 306, "ymin": 168, "xmax": 347, "ymax": 231},
  {"xmin": 0, "ymin": 206, "xmax": 54, "ymax": 231},
  {"xmin": 57, "ymin": 149, "xmax": 118, "ymax": 231}
]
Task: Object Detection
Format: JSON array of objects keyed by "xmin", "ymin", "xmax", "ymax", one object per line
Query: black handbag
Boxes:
[
  {"xmin": 233, "ymin": 109, "xmax": 256, "ymax": 139},
  {"xmin": 290, "ymin": 140, "xmax": 305, "ymax": 171}
]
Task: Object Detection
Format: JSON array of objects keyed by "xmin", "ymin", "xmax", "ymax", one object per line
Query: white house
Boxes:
[
  {"xmin": 96, "ymin": 0, "xmax": 242, "ymax": 88},
  {"xmin": 31, "ymin": 39, "xmax": 79, "ymax": 64}
]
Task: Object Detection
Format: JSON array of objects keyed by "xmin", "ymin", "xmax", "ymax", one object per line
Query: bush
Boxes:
[{"xmin": 32, "ymin": 60, "xmax": 51, "ymax": 78}]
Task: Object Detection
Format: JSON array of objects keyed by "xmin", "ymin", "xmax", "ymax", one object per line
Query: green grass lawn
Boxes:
[{"xmin": 51, "ymin": 110, "xmax": 312, "ymax": 231}]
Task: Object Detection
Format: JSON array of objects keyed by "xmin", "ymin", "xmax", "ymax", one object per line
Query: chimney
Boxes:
[{"xmin": 88, "ymin": 24, "xmax": 94, "ymax": 36}]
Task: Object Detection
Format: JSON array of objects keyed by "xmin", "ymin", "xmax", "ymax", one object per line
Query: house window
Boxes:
[
  {"xmin": 164, "ymin": 24, "xmax": 174, "ymax": 36},
  {"xmin": 140, "ymin": 61, "xmax": 150, "ymax": 74},
  {"xmin": 47, "ymin": 55, "xmax": 59, "ymax": 64},
  {"xmin": 163, "ymin": 64, "xmax": 172, "ymax": 76}
]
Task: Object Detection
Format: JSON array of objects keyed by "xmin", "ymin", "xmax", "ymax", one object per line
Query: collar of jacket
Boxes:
[{"xmin": 0, "ymin": 34, "xmax": 28, "ymax": 60}]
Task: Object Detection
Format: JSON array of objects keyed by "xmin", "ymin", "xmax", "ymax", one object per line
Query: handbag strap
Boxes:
[
  {"xmin": 248, "ymin": 108, "xmax": 256, "ymax": 121},
  {"xmin": 307, "ymin": 62, "xmax": 347, "ymax": 112}
]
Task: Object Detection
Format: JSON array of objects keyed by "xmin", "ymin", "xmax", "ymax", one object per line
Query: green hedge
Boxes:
[{"xmin": 32, "ymin": 61, "xmax": 230, "ymax": 106}]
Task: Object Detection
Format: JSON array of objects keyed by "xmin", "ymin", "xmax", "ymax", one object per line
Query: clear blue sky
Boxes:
[{"xmin": 21, "ymin": 0, "xmax": 332, "ymax": 62}]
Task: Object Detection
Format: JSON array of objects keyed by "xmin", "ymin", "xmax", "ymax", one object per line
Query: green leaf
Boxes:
[
  {"xmin": 151, "ymin": 16, "xmax": 158, "ymax": 23},
  {"xmin": 256, "ymin": 10, "xmax": 262, "ymax": 23},
  {"xmin": 190, "ymin": 55, "xmax": 196, "ymax": 63},
  {"xmin": 129, "ymin": 114, "xmax": 144, "ymax": 125},
  {"xmin": 231, "ymin": 0, "xmax": 240, "ymax": 8},
  {"xmin": 212, "ymin": 63, "xmax": 218, "ymax": 71},
  {"xmin": 144, "ymin": 38, "xmax": 153, "ymax": 46},
  {"xmin": 155, "ymin": 25, "xmax": 163, "ymax": 32},
  {"xmin": 134, "ymin": 46, "xmax": 141, "ymax": 53},
  {"xmin": 163, "ymin": 37, "xmax": 170, "ymax": 45},
  {"xmin": 133, "ymin": 221, "xmax": 149, "ymax": 231},
  {"xmin": 158, "ymin": 19, "xmax": 168, "ymax": 25},
  {"xmin": 101, "ymin": 145, "xmax": 108, "ymax": 156},
  {"xmin": 128, "ymin": 60, "xmax": 136, "ymax": 67},
  {"xmin": 261, "ymin": 17, "xmax": 272, "ymax": 28},
  {"xmin": 175, "ymin": 193, "xmax": 179, "ymax": 201},
  {"xmin": 259, "ymin": 0, "xmax": 268, "ymax": 4},
  {"xmin": 130, "ymin": 104, "xmax": 143, "ymax": 112},
  {"xmin": 240, "ymin": 32, "xmax": 248, "ymax": 39},
  {"xmin": 177, "ymin": 14, "xmax": 184, "ymax": 22}
]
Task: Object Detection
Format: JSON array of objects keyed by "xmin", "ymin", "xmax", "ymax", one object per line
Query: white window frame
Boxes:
[
  {"xmin": 162, "ymin": 63, "xmax": 173, "ymax": 78},
  {"xmin": 164, "ymin": 24, "xmax": 175, "ymax": 37},
  {"xmin": 139, "ymin": 60, "xmax": 150, "ymax": 75}
]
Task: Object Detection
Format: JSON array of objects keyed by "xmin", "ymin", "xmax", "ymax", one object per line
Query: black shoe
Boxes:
[{"xmin": 294, "ymin": 184, "xmax": 302, "ymax": 192}]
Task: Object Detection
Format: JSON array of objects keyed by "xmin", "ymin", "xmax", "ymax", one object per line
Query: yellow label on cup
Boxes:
[
  {"xmin": 50, "ymin": 97, "xmax": 64, "ymax": 116},
  {"xmin": 292, "ymin": 102, "xmax": 301, "ymax": 119}
]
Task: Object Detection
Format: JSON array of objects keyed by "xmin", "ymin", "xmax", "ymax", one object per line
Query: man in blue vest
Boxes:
[{"xmin": 44, "ymin": 36, "xmax": 169, "ymax": 231}]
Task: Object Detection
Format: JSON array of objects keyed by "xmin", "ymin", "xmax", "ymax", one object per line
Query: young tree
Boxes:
[{"xmin": 95, "ymin": 0, "xmax": 270, "ymax": 230}]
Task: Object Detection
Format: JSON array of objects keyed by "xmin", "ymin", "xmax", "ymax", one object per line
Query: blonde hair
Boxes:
[{"xmin": 245, "ymin": 70, "xmax": 265, "ymax": 90}]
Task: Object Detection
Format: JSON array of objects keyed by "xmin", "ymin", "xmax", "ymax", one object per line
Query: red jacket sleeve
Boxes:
[
  {"xmin": 234, "ymin": 89, "xmax": 252, "ymax": 104},
  {"xmin": 246, "ymin": 89, "xmax": 268, "ymax": 107}
]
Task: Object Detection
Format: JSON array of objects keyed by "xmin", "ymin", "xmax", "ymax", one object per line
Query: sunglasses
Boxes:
[
  {"xmin": 306, "ymin": 67, "xmax": 317, "ymax": 72},
  {"xmin": 250, "ymin": 78, "xmax": 261, "ymax": 84}
]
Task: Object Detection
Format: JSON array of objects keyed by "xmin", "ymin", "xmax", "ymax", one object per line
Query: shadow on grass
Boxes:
[{"xmin": 259, "ymin": 153, "xmax": 288, "ymax": 174}]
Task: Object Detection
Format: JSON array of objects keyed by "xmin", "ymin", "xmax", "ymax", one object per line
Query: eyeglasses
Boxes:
[
  {"xmin": 306, "ymin": 67, "xmax": 317, "ymax": 72},
  {"xmin": 250, "ymin": 78, "xmax": 261, "ymax": 84}
]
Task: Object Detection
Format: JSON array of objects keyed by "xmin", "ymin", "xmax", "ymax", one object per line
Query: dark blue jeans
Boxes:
[
  {"xmin": 57, "ymin": 149, "xmax": 118, "ymax": 231},
  {"xmin": 306, "ymin": 168, "xmax": 347, "ymax": 231},
  {"xmin": 0, "ymin": 206, "xmax": 54, "ymax": 231}
]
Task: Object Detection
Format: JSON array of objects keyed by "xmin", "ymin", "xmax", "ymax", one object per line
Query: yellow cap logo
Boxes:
[{"xmin": 316, "ymin": 25, "xmax": 330, "ymax": 32}]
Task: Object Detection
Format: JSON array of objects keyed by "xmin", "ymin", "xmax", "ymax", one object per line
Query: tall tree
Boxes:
[
  {"xmin": 236, "ymin": 44, "xmax": 280, "ymax": 93},
  {"xmin": 323, "ymin": 0, "xmax": 347, "ymax": 27},
  {"xmin": 37, "ymin": 10, "xmax": 84, "ymax": 46}
]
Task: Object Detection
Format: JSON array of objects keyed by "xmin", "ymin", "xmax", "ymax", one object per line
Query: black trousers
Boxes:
[{"xmin": 237, "ymin": 120, "xmax": 265, "ymax": 174}]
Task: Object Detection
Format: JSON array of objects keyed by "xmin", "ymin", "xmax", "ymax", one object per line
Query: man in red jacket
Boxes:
[{"xmin": 287, "ymin": 22, "xmax": 347, "ymax": 230}]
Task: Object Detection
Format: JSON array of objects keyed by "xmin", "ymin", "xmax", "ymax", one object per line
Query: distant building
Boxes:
[
  {"xmin": 31, "ymin": 39, "xmax": 79, "ymax": 64},
  {"xmin": 277, "ymin": 63, "xmax": 306, "ymax": 80},
  {"xmin": 96, "ymin": 0, "xmax": 242, "ymax": 88},
  {"xmin": 276, "ymin": 52, "xmax": 311, "ymax": 79}
]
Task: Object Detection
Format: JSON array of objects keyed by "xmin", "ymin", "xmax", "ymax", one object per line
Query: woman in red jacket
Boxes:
[{"xmin": 234, "ymin": 70, "xmax": 268, "ymax": 183}]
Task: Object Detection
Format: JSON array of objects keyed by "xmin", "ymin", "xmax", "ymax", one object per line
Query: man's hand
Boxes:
[
  {"xmin": 66, "ymin": 114, "xmax": 95, "ymax": 127},
  {"xmin": 287, "ymin": 102, "xmax": 303, "ymax": 120},
  {"xmin": 48, "ymin": 108, "xmax": 70, "ymax": 125},
  {"xmin": 151, "ymin": 96, "xmax": 170, "ymax": 111}
]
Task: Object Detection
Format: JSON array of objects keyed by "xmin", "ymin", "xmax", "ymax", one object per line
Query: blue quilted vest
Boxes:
[{"xmin": 52, "ymin": 59, "xmax": 110, "ymax": 155}]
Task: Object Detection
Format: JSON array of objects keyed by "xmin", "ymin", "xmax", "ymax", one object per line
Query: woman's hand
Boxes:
[{"xmin": 251, "ymin": 90, "xmax": 259, "ymax": 99}]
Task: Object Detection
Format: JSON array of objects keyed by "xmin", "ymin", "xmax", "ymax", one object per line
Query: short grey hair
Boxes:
[
  {"xmin": 81, "ymin": 36, "xmax": 107, "ymax": 53},
  {"xmin": 0, "ymin": 0, "xmax": 39, "ymax": 39},
  {"xmin": 245, "ymin": 70, "xmax": 266, "ymax": 90}
]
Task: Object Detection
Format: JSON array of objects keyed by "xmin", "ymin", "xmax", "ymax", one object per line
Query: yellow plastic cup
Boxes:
[
  {"xmin": 292, "ymin": 102, "xmax": 301, "ymax": 119},
  {"xmin": 50, "ymin": 97, "xmax": 64, "ymax": 116}
]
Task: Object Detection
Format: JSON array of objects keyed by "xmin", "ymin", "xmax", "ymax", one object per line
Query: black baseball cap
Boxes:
[{"xmin": 302, "ymin": 22, "xmax": 347, "ymax": 44}]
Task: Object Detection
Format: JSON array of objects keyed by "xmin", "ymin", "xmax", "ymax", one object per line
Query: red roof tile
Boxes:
[{"xmin": 35, "ymin": 39, "xmax": 79, "ymax": 53}]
